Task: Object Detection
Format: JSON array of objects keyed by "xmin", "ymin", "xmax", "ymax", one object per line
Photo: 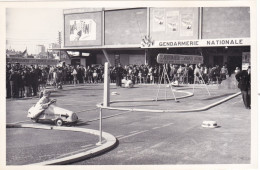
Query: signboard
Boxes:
[
  {"xmin": 157, "ymin": 53, "xmax": 203, "ymax": 64},
  {"xmin": 242, "ymin": 52, "xmax": 250, "ymax": 70},
  {"xmin": 143, "ymin": 38, "xmax": 250, "ymax": 48},
  {"xmin": 69, "ymin": 19, "xmax": 96, "ymax": 41},
  {"xmin": 64, "ymin": 12, "xmax": 102, "ymax": 47},
  {"xmin": 6, "ymin": 58, "xmax": 59, "ymax": 65}
]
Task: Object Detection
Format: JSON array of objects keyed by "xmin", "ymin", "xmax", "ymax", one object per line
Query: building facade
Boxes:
[{"xmin": 58, "ymin": 7, "xmax": 250, "ymax": 72}]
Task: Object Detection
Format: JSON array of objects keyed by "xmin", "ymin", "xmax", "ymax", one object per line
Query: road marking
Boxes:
[
  {"xmin": 152, "ymin": 123, "xmax": 174, "ymax": 130},
  {"xmin": 161, "ymin": 123, "xmax": 174, "ymax": 127},
  {"xmin": 115, "ymin": 135, "xmax": 124, "ymax": 138},
  {"xmin": 129, "ymin": 130, "xmax": 139, "ymax": 134},
  {"xmin": 80, "ymin": 144, "xmax": 93, "ymax": 148},
  {"xmin": 87, "ymin": 110, "xmax": 132, "ymax": 122},
  {"xmin": 118, "ymin": 130, "xmax": 149, "ymax": 140},
  {"xmin": 75, "ymin": 108, "xmax": 98, "ymax": 114}
]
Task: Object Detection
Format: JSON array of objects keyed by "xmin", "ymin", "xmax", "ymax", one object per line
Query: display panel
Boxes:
[
  {"xmin": 202, "ymin": 7, "xmax": 250, "ymax": 39},
  {"xmin": 64, "ymin": 12, "xmax": 102, "ymax": 47},
  {"xmin": 105, "ymin": 8, "xmax": 147, "ymax": 45},
  {"xmin": 150, "ymin": 7, "xmax": 199, "ymax": 41}
]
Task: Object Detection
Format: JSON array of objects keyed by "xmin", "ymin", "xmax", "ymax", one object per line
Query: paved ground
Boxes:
[{"xmin": 6, "ymin": 83, "xmax": 251, "ymax": 165}]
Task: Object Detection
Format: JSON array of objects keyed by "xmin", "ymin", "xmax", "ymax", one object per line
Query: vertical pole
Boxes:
[
  {"xmin": 164, "ymin": 64, "xmax": 167, "ymax": 100},
  {"xmin": 156, "ymin": 66, "xmax": 163, "ymax": 101},
  {"xmin": 103, "ymin": 62, "xmax": 110, "ymax": 107},
  {"xmin": 102, "ymin": 49, "xmax": 112, "ymax": 66},
  {"xmin": 96, "ymin": 108, "xmax": 103, "ymax": 145},
  {"xmin": 199, "ymin": 7, "xmax": 203, "ymax": 40}
]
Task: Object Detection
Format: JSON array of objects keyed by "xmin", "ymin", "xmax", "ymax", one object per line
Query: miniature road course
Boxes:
[{"xmin": 6, "ymin": 83, "xmax": 251, "ymax": 165}]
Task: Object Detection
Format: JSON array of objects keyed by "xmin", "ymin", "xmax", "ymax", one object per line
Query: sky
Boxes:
[{"xmin": 6, "ymin": 8, "xmax": 63, "ymax": 54}]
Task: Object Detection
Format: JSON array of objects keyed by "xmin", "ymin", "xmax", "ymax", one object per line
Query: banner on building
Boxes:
[
  {"xmin": 144, "ymin": 38, "xmax": 250, "ymax": 48},
  {"xmin": 69, "ymin": 19, "xmax": 96, "ymax": 41},
  {"xmin": 157, "ymin": 53, "xmax": 203, "ymax": 64},
  {"xmin": 6, "ymin": 58, "xmax": 59, "ymax": 65},
  {"xmin": 180, "ymin": 13, "xmax": 193, "ymax": 36},
  {"xmin": 153, "ymin": 8, "xmax": 166, "ymax": 32},
  {"xmin": 166, "ymin": 11, "xmax": 179, "ymax": 32}
]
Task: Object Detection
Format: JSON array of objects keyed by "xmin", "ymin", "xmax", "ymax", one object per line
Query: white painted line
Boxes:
[
  {"xmin": 129, "ymin": 130, "xmax": 139, "ymax": 134},
  {"xmin": 118, "ymin": 130, "xmax": 149, "ymax": 140},
  {"xmin": 87, "ymin": 110, "xmax": 132, "ymax": 122},
  {"xmin": 161, "ymin": 123, "xmax": 174, "ymax": 127},
  {"xmin": 75, "ymin": 108, "xmax": 98, "ymax": 114},
  {"xmin": 115, "ymin": 135, "xmax": 124, "ymax": 138},
  {"xmin": 80, "ymin": 144, "xmax": 93, "ymax": 148},
  {"xmin": 152, "ymin": 127, "xmax": 161, "ymax": 130}
]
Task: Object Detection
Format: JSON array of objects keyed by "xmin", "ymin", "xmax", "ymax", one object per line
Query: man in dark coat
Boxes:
[
  {"xmin": 23, "ymin": 68, "xmax": 31, "ymax": 97},
  {"xmin": 9, "ymin": 69, "xmax": 19, "ymax": 98},
  {"xmin": 115, "ymin": 63, "xmax": 124, "ymax": 87},
  {"xmin": 235, "ymin": 66, "xmax": 251, "ymax": 109},
  {"xmin": 30, "ymin": 67, "xmax": 38, "ymax": 96}
]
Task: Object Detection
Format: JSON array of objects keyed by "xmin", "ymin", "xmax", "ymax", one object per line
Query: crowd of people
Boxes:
[{"xmin": 6, "ymin": 62, "xmax": 238, "ymax": 99}]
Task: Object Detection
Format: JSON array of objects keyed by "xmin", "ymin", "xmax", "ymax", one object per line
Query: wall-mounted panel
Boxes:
[
  {"xmin": 64, "ymin": 12, "xmax": 102, "ymax": 47},
  {"xmin": 105, "ymin": 8, "xmax": 147, "ymax": 45},
  {"xmin": 150, "ymin": 7, "xmax": 199, "ymax": 41},
  {"xmin": 202, "ymin": 7, "xmax": 250, "ymax": 39}
]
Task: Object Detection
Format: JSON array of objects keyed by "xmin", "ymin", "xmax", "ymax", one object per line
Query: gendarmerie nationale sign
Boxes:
[
  {"xmin": 144, "ymin": 38, "xmax": 250, "ymax": 48},
  {"xmin": 157, "ymin": 53, "xmax": 203, "ymax": 64}
]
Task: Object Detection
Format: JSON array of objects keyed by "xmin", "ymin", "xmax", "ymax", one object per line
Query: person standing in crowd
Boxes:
[
  {"xmin": 194, "ymin": 64, "xmax": 201, "ymax": 84},
  {"xmin": 220, "ymin": 65, "xmax": 228, "ymax": 80},
  {"xmin": 30, "ymin": 67, "xmax": 38, "ymax": 96},
  {"xmin": 188, "ymin": 65, "xmax": 194, "ymax": 84},
  {"xmin": 23, "ymin": 68, "xmax": 31, "ymax": 98},
  {"xmin": 115, "ymin": 63, "xmax": 124, "ymax": 87},
  {"xmin": 9, "ymin": 69, "xmax": 19, "ymax": 98},
  {"xmin": 72, "ymin": 66, "xmax": 77, "ymax": 86},
  {"xmin": 6, "ymin": 63, "xmax": 12, "ymax": 98},
  {"xmin": 235, "ymin": 66, "xmax": 251, "ymax": 109}
]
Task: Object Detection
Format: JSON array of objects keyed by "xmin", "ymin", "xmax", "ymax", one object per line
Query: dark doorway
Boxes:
[
  {"xmin": 213, "ymin": 56, "xmax": 224, "ymax": 67},
  {"xmin": 71, "ymin": 59, "xmax": 80, "ymax": 66},
  {"xmin": 227, "ymin": 56, "xmax": 242, "ymax": 75}
]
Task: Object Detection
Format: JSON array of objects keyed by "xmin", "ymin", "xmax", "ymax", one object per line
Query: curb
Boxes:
[{"xmin": 6, "ymin": 123, "xmax": 117, "ymax": 165}]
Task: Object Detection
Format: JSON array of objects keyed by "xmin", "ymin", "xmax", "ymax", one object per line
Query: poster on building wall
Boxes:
[
  {"xmin": 242, "ymin": 52, "xmax": 250, "ymax": 70},
  {"xmin": 153, "ymin": 8, "xmax": 166, "ymax": 32},
  {"xmin": 69, "ymin": 19, "xmax": 96, "ymax": 41},
  {"xmin": 180, "ymin": 13, "xmax": 193, "ymax": 36},
  {"xmin": 166, "ymin": 11, "xmax": 179, "ymax": 32}
]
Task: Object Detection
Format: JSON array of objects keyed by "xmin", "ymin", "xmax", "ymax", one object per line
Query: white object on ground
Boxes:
[
  {"xmin": 201, "ymin": 121, "xmax": 218, "ymax": 128},
  {"xmin": 111, "ymin": 92, "xmax": 119, "ymax": 95}
]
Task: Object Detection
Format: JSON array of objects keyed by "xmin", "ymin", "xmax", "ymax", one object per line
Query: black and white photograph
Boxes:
[{"xmin": 0, "ymin": 0, "xmax": 258, "ymax": 169}]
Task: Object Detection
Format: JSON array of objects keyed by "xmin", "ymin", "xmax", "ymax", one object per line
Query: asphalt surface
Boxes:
[{"xmin": 6, "ymin": 83, "xmax": 250, "ymax": 165}]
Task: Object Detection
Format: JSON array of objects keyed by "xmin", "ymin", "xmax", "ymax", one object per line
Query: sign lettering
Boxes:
[
  {"xmin": 157, "ymin": 53, "xmax": 203, "ymax": 64},
  {"xmin": 144, "ymin": 38, "xmax": 250, "ymax": 48}
]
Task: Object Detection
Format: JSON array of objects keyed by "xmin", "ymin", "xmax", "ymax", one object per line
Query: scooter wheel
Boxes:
[
  {"xmin": 31, "ymin": 118, "xmax": 38, "ymax": 123},
  {"xmin": 55, "ymin": 119, "xmax": 63, "ymax": 126}
]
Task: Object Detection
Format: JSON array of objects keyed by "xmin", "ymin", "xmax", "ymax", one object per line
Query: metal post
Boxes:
[
  {"xmin": 102, "ymin": 49, "xmax": 112, "ymax": 66},
  {"xmin": 103, "ymin": 62, "xmax": 110, "ymax": 107},
  {"xmin": 96, "ymin": 108, "xmax": 103, "ymax": 145}
]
